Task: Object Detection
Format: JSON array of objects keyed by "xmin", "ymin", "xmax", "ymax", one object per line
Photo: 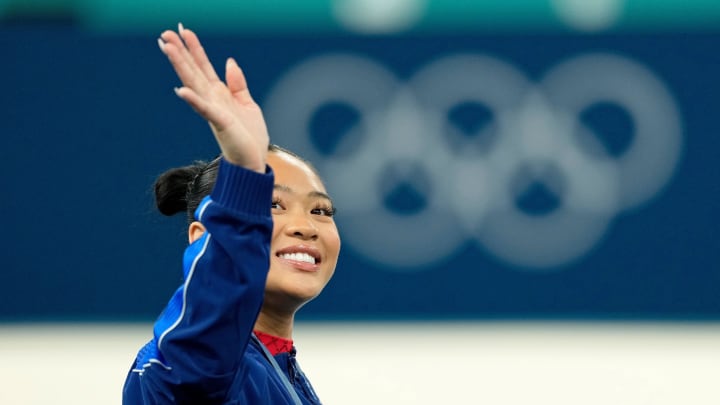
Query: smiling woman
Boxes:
[{"xmin": 122, "ymin": 25, "xmax": 340, "ymax": 404}]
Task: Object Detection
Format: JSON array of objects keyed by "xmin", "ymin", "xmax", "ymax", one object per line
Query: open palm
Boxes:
[{"xmin": 158, "ymin": 24, "xmax": 269, "ymax": 173}]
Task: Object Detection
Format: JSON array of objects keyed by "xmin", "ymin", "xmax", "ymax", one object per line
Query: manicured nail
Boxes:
[
  {"xmin": 178, "ymin": 22, "xmax": 184, "ymax": 33},
  {"xmin": 157, "ymin": 38, "xmax": 165, "ymax": 52},
  {"xmin": 173, "ymin": 87, "xmax": 181, "ymax": 96}
]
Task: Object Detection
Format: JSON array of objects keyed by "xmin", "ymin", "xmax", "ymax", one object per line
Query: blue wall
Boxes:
[{"xmin": 2, "ymin": 24, "xmax": 719, "ymax": 321}]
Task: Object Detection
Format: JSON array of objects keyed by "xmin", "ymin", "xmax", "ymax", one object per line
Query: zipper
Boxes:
[
  {"xmin": 288, "ymin": 349, "xmax": 322, "ymax": 404},
  {"xmin": 251, "ymin": 334, "xmax": 302, "ymax": 405},
  {"xmin": 287, "ymin": 349, "xmax": 297, "ymax": 382}
]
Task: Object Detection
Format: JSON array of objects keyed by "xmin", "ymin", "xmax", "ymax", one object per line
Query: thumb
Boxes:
[{"xmin": 225, "ymin": 58, "xmax": 253, "ymax": 103}]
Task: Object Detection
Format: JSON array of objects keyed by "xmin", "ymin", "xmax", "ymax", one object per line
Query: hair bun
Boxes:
[{"xmin": 154, "ymin": 164, "xmax": 203, "ymax": 216}]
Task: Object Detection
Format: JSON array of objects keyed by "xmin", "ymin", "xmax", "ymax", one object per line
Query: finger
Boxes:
[
  {"xmin": 159, "ymin": 29, "xmax": 183, "ymax": 50},
  {"xmin": 225, "ymin": 58, "xmax": 254, "ymax": 105},
  {"xmin": 179, "ymin": 27, "xmax": 221, "ymax": 82},
  {"xmin": 158, "ymin": 31, "xmax": 207, "ymax": 91},
  {"xmin": 160, "ymin": 30, "xmax": 208, "ymax": 92},
  {"xmin": 172, "ymin": 24, "xmax": 215, "ymax": 88}
]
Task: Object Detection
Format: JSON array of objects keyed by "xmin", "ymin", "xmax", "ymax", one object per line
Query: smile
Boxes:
[{"xmin": 278, "ymin": 252, "xmax": 316, "ymax": 265}]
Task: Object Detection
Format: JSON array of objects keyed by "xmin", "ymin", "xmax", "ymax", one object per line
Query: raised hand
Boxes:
[{"xmin": 158, "ymin": 24, "xmax": 269, "ymax": 173}]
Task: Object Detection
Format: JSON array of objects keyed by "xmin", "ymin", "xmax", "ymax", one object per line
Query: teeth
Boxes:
[{"xmin": 279, "ymin": 252, "xmax": 316, "ymax": 264}]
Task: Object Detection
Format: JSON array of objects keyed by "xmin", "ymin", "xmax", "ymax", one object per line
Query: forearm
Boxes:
[{"xmin": 128, "ymin": 160, "xmax": 273, "ymax": 402}]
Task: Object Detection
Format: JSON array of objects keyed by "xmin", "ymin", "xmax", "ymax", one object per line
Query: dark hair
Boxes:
[{"xmin": 154, "ymin": 144, "xmax": 316, "ymax": 223}]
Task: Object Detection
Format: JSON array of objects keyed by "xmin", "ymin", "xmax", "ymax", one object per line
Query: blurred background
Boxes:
[{"xmin": 2, "ymin": 0, "xmax": 719, "ymax": 403}]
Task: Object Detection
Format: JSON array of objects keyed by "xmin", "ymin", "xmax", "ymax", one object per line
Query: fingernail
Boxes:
[
  {"xmin": 157, "ymin": 38, "xmax": 165, "ymax": 52},
  {"xmin": 178, "ymin": 22, "xmax": 184, "ymax": 33},
  {"xmin": 173, "ymin": 87, "xmax": 181, "ymax": 96}
]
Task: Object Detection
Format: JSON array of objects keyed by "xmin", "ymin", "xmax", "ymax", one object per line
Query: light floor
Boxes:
[{"xmin": 1, "ymin": 322, "xmax": 718, "ymax": 404}]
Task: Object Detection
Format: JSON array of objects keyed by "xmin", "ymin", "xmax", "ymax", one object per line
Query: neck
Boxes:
[{"xmin": 254, "ymin": 308, "xmax": 295, "ymax": 339}]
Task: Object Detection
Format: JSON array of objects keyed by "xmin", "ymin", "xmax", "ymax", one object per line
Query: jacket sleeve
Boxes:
[{"xmin": 123, "ymin": 159, "xmax": 275, "ymax": 404}]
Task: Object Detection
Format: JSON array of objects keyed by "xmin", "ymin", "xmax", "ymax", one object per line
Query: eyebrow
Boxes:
[{"xmin": 273, "ymin": 184, "xmax": 334, "ymax": 205}]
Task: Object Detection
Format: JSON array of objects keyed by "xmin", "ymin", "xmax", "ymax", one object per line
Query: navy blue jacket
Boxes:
[{"xmin": 123, "ymin": 159, "xmax": 321, "ymax": 404}]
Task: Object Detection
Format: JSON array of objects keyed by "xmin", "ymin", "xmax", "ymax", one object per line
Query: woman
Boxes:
[{"xmin": 123, "ymin": 24, "xmax": 340, "ymax": 404}]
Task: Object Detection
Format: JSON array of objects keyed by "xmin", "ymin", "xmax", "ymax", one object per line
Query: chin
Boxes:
[
  {"xmin": 265, "ymin": 282, "xmax": 324, "ymax": 308},
  {"xmin": 287, "ymin": 286, "xmax": 323, "ymax": 304}
]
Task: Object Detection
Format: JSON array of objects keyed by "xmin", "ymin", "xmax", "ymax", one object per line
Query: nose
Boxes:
[{"xmin": 284, "ymin": 211, "xmax": 319, "ymax": 241}]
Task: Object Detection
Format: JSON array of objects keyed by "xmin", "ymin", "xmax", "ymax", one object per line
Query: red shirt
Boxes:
[{"xmin": 254, "ymin": 330, "xmax": 294, "ymax": 356}]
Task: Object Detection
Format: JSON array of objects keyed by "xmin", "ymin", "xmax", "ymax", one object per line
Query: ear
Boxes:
[{"xmin": 188, "ymin": 221, "xmax": 207, "ymax": 244}]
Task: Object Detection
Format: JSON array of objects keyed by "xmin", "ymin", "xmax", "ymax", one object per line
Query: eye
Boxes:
[
  {"xmin": 271, "ymin": 198, "xmax": 284, "ymax": 210},
  {"xmin": 311, "ymin": 204, "xmax": 336, "ymax": 217}
]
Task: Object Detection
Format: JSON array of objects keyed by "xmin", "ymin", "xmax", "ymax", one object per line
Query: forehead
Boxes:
[{"xmin": 267, "ymin": 152, "xmax": 326, "ymax": 193}]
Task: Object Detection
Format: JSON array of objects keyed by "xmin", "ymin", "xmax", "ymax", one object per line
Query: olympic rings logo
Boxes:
[{"xmin": 262, "ymin": 52, "xmax": 683, "ymax": 271}]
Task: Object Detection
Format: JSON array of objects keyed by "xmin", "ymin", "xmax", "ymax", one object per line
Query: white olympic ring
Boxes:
[{"xmin": 262, "ymin": 52, "xmax": 683, "ymax": 271}]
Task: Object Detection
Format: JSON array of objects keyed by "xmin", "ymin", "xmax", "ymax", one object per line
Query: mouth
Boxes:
[
  {"xmin": 275, "ymin": 245, "xmax": 322, "ymax": 271},
  {"xmin": 277, "ymin": 252, "xmax": 318, "ymax": 265}
]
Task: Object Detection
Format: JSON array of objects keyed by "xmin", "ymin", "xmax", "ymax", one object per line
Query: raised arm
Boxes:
[
  {"xmin": 123, "ymin": 26, "xmax": 275, "ymax": 404},
  {"xmin": 158, "ymin": 24, "xmax": 269, "ymax": 172}
]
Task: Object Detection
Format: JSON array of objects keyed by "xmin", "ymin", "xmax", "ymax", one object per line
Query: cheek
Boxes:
[
  {"xmin": 270, "ymin": 218, "xmax": 284, "ymax": 241},
  {"xmin": 324, "ymin": 227, "xmax": 341, "ymax": 257}
]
